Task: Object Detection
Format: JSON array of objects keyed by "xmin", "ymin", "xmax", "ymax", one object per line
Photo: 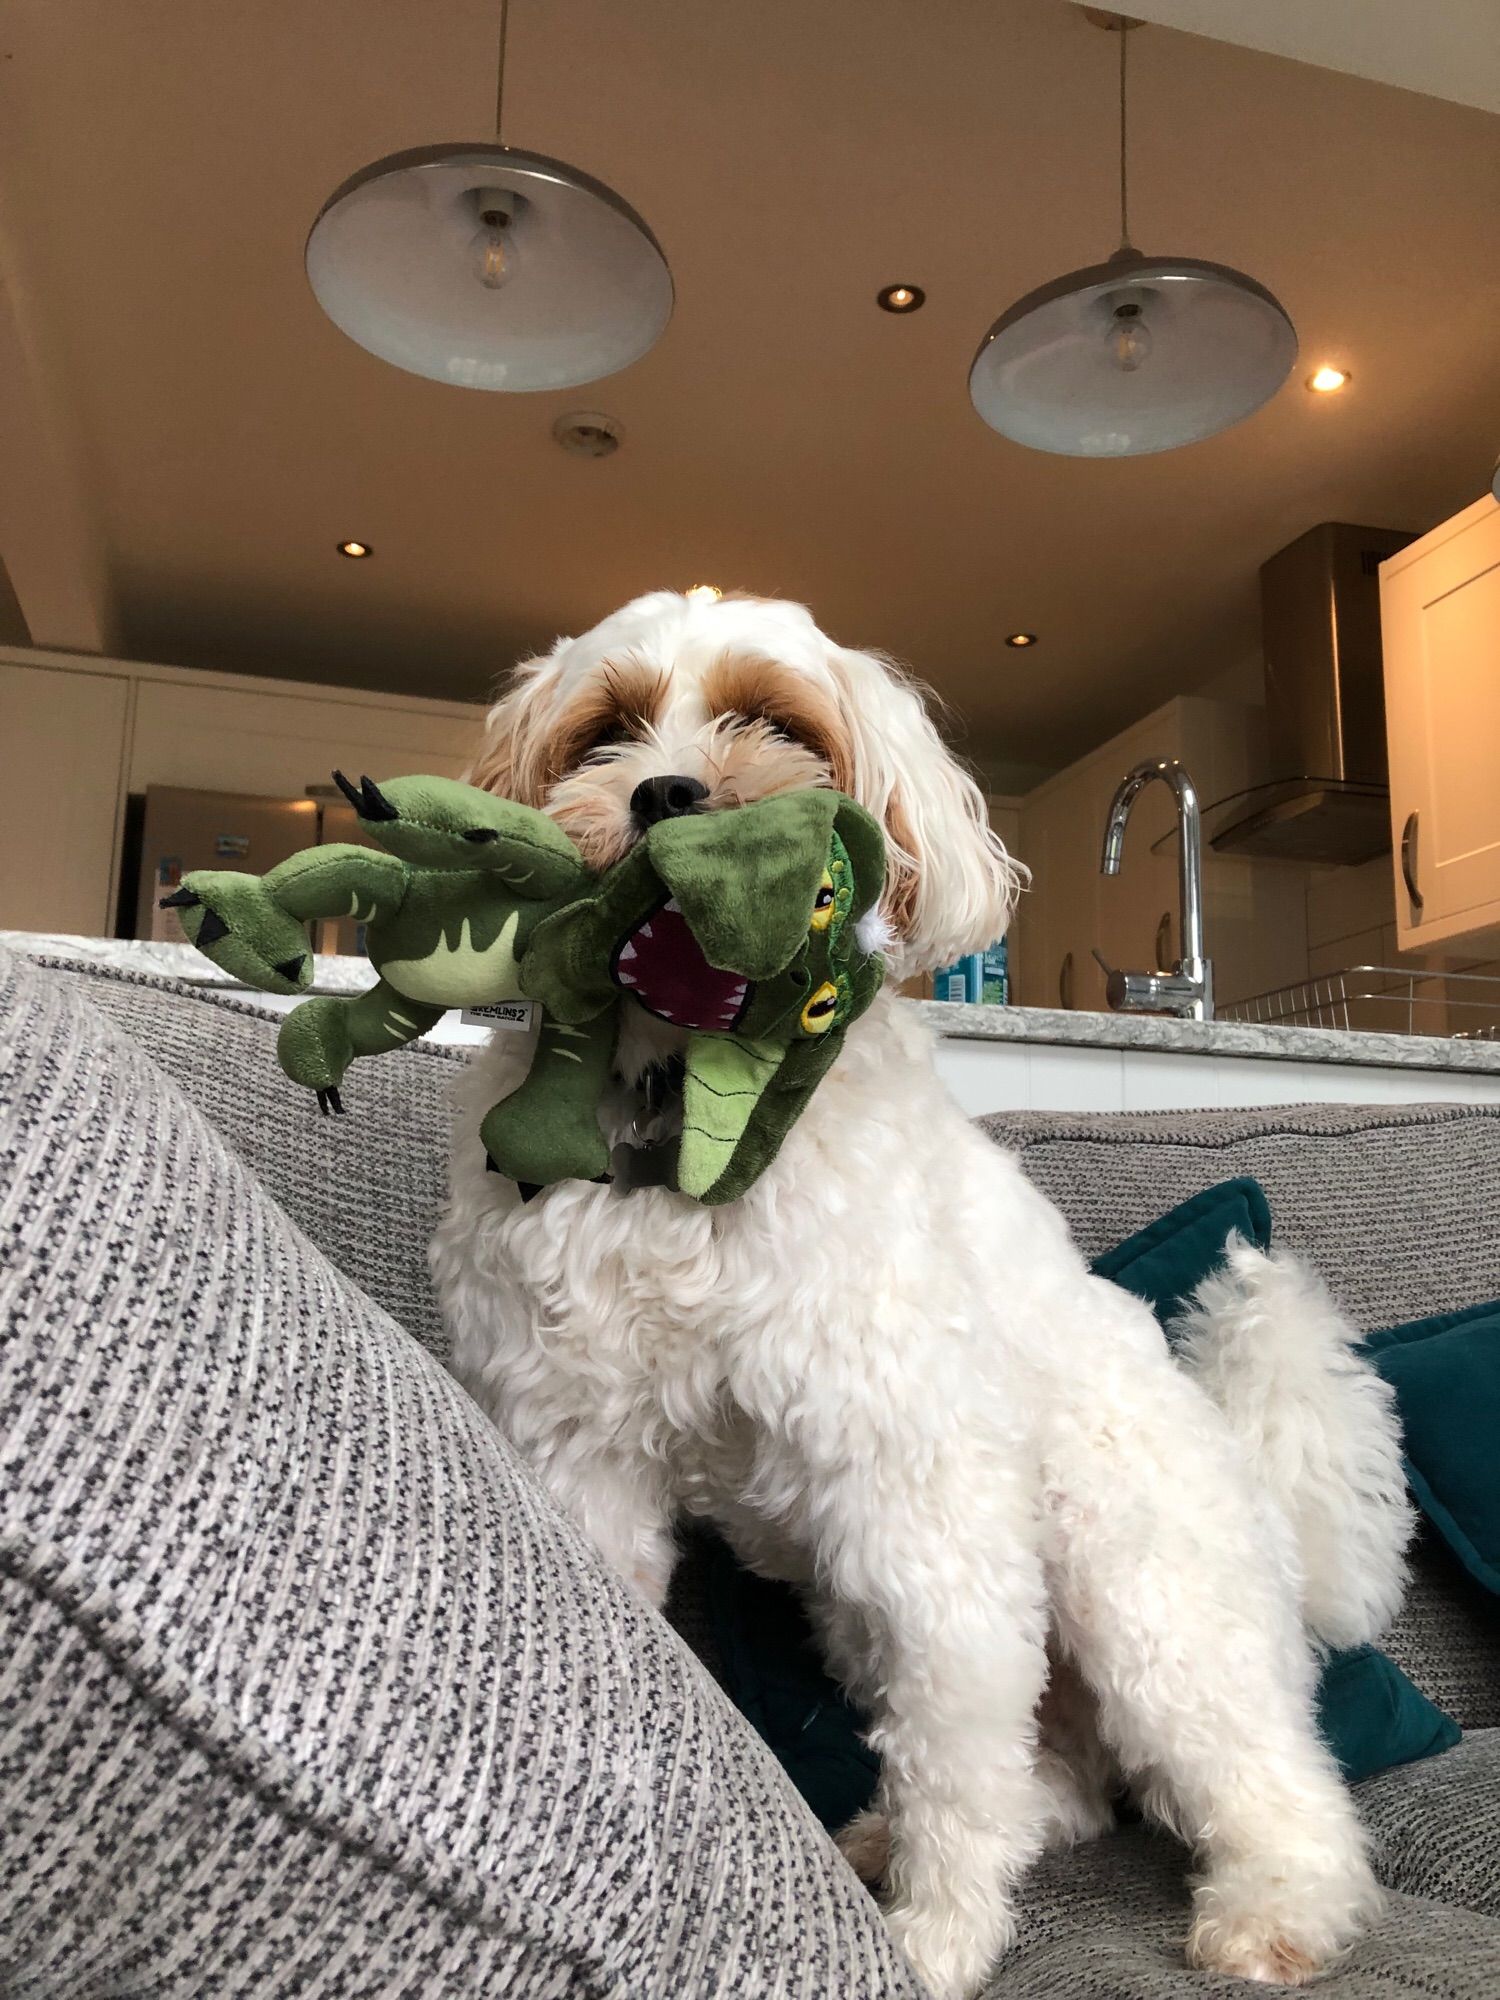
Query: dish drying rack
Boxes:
[{"xmin": 1221, "ymin": 967, "xmax": 1500, "ymax": 1041}]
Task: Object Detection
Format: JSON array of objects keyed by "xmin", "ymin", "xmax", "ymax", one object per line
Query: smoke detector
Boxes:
[{"xmin": 552, "ymin": 410, "xmax": 623, "ymax": 458}]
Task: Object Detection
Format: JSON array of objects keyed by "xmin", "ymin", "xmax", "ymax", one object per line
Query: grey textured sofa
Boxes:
[{"xmin": 3, "ymin": 942, "xmax": 1497, "ymax": 1999}]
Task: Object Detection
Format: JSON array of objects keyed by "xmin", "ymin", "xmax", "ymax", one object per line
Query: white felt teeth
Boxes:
[
  {"xmin": 617, "ymin": 966, "xmax": 637, "ymax": 986},
  {"xmin": 638, "ymin": 923, "xmax": 654, "ymax": 941},
  {"xmin": 618, "ymin": 942, "xmax": 638, "ymax": 963},
  {"xmin": 663, "ymin": 898, "xmax": 681, "ymax": 914}
]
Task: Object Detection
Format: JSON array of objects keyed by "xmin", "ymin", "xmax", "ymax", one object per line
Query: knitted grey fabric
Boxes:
[
  {"xmin": 27, "ymin": 953, "xmax": 463, "ymax": 1361},
  {"xmin": 983, "ymin": 1102, "xmax": 1500, "ymax": 1329},
  {"xmin": 978, "ymin": 1794, "xmax": 1500, "ymax": 1999},
  {"xmin": 986, "ymin": 1101, "xmax": 1500, "ymax": 1732},
  {"xmin": 0, "ymin": 946, "xmax": 919, "ymax": 1999},
  {"xmin": 1357, "ymin": 1734, "xmax": 1500, "ymax": 1917}
]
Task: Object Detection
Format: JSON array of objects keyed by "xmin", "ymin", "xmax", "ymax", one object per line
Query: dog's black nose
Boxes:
[{"xmin": 630, "ymin": 775, "xmax": 709, "ymax": 827}]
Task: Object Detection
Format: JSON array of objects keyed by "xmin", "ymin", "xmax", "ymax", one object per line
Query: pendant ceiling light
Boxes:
[
  {"xmin": 305, "ymin": 2, "xmax": 672, "ymax": 392},
  {"xmin": 969, "ymin": 13, "xmax": 1296, "ymax": 456}
]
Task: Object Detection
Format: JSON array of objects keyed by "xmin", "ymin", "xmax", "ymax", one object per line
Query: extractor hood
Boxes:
[{"xmin": 1209, "ymin": 521, "xmax": 1414, "ymax": 865}]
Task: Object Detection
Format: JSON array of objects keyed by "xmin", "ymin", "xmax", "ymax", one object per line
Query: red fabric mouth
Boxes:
[{"xmin": 612, "ymin": 897, "xmax": 753, "ymax": 1031}]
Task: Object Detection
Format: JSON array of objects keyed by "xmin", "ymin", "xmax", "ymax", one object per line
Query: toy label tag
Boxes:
[{"xmin": 461, "ymin": 1000, "xmax": 535, "ymax": 1031}]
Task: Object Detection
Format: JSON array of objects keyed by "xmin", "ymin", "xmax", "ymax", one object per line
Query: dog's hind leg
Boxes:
[{"xmin": 1042, "ymin": 1277, "xmax": 1381, "ymax": 1985}]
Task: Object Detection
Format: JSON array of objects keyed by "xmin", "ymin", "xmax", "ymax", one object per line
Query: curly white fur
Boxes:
[
  {"xmin": 1172, "ymin": 1237, "xmax": 1415, "ymax": 1651},
  {"xmin": 433, "ymin": 592, "xmax": 1387, "ymax": 1999}
]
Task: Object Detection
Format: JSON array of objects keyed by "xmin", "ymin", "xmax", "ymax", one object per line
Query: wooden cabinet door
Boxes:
[
  {"xmin": 0, "ymin": 662, "xmax": 129, "ymax": 935},
  {"xmin": 1382, "ymin": 497, "xmax": 1500, "ymax": 952}
]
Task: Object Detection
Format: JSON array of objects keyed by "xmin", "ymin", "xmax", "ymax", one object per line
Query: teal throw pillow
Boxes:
[
  {"xmin": 1091, "ymin": 1175, "xmax": 1271, "ymax": 1330},
  {"xmin": 1315, "ymin": 1644, "xmax": 1461, "ymax": 1783},
  {"xmin": 1364, "ymin": 1298, "xmax": 1500, "ymax": 1596}
]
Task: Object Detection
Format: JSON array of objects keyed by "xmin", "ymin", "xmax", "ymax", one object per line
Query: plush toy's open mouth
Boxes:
[{"xmin": 612, "ymin": 897, "xmax": 752, "ymax": 1031}]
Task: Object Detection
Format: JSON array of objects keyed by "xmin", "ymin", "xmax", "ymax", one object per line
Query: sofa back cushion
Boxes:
[{"xmin": 0, "ymin": 946, "xmax": 918, "ymax": 1999}]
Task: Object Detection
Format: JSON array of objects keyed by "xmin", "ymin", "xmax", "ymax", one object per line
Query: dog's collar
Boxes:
[{"xmin": 610, "ymin": 1055, "xmax": 685, "ymax": 1194}]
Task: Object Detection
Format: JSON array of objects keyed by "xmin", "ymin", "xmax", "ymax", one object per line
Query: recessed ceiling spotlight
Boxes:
[
  {"xmin": 877, "ymin": 283, "xmax": 926, "ymax": 313},
  {"xmin": 1005, "ymin": 631, "xmax": 1038, "ymax": 648},
  {"xmin": 685, "ymin": 584, "xmax": 722, "ymax": 603},
  {"xmin": 337, "ymin": 539, "xmax": 373, "ymax": 558},
  {"xmin": 1307, "ymin": 366, "xmax": 1350, "ymax": 393}
]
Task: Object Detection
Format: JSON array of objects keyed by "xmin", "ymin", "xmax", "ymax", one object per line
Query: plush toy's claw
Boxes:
[
  {"xmin": 158, "ymin": 887, "xmax": 200, "ymax": 910},
  {"xmin": 196, "ymin": 907, "xmax": 230, "ymax": 947},
  {"xmin": 359, "ymin": 774, "xmax": 401, "ymax": 822},
  {"xmin": 274, "ymin": 954, "xmax": 308, "ymax": 983},
  {"xmin": 331, "ymin": 768, "xmax": 363, "ymax": 813},
  {"xmin": 316, "ymin": 1087, "xmax": 344, "ymax": 1116}
]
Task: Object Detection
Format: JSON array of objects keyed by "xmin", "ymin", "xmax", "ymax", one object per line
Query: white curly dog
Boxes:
[{"xmin": 433, "ymin": 590, "xmax": 1411, "ymax": 1998}]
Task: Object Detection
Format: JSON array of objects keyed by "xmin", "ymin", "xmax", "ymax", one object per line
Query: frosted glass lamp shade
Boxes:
[
  {"xmin": 306, "ymin": 145, "xmax": 673, "ymax": 392},
  {"xmin": 969, "ymin": 249, "xmax": 1297, "ymax": 456}
]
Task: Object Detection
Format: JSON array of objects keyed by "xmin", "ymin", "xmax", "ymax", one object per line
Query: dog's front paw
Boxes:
[
  {"xmin": 883, "ymin": 1893, "xmax": 1015, "ymax": 2000},
  {"xmin": 835, "ymin": 1808, "xmax": 890, "ymax": 1887},
  {"xmin": 1186, "ymin": 1846, "xmax": 1383, "ymax": 1986}
]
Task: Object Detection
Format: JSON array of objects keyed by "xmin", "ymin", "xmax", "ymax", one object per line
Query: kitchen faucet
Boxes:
[{"xmin": 1098, "ymin": 758, "xmax": 1215, "ymax": 1022}]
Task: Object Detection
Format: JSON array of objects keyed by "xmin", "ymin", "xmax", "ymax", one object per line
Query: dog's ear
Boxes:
[
  {"xmin": 826, "ymin": 645, "xmax": 1027, "ymax": 976},
  {"xmin": 465, "ymin": 656, "xmax": 560, "ymax": 806}
]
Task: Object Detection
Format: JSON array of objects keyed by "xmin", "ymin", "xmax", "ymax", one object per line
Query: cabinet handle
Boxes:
[
  {"xmin": 1155, "ymin": 909, "xmax": 1173, "ymax": 972},
  {"xmin": 1400, "ymin": 810, "xmax": 1424, "ymax": 916},
  {"xmin": 1058, "ymin": 951, "xmax": 1074, "ymax": 1010}
]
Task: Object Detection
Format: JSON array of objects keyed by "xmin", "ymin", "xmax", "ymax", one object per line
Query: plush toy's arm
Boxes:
[
  {"xmin": 255, "ymin": 845, "xmax": 411, "ymax": 926},
  {"xmin": 165, "ymin": 847, "xmax": 411, "ymax": 994}
]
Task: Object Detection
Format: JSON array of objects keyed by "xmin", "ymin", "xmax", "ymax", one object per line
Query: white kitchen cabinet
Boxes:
[
  {"xmin": 129, "ymin": 678, "xmax": 478, "ymax": 798},
  {"xmin": 0, "ymin": 660, "xmax": 130, "ymax": 934},
  {"xmin": 0, "ymin": 644, "xmax": 486, "ymax": 938},
  {"xmin": 1380, "ymin": 494, "xmax": 1500, "ymax": 955},
  {"xmin": 1014, "ymin": 696, "xmax": 1311, "ymax": 1013}
]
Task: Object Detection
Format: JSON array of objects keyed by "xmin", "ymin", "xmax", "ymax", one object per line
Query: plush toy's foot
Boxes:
[
  {"xmin": 316, "ymin": 1087, "xmax": 344, "ymax": 1116},
  {"xmin": 162, "ymin": 875, "xmax": 313, "ymax": 994}
]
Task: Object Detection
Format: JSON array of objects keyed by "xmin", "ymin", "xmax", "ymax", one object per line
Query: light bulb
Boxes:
[
  {"xmin": 1106, "ymin": 303, "xmax": 1153, "ymax": 372},
  {"xmin": 472, "ymin": 223, "xmax": 519, "ymax": 292}
]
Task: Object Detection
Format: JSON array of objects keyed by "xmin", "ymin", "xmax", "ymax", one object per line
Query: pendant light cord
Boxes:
[
  {"xmin": 494, "ymin": 0, "xmax": 510, "ymax": 143},
  {"xmin": 1118, "ymin": 19, "xmax": 1130, "ymax": 248}
]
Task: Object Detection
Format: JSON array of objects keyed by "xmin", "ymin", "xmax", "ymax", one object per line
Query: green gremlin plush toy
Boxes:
[{"xmin": 165, "ymin": 770, "xmax": 885, "ymax": 1205}]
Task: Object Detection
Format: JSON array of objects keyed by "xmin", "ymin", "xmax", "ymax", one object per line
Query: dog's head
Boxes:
[{"xmin": 466, "ymin": 590, "xmax": 1024, "ymax": 978}]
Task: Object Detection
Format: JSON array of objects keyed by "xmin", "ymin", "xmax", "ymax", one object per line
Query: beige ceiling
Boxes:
[{"xmin": 1, "ymin": 0, "xmax": 1498, "ymax": 780}]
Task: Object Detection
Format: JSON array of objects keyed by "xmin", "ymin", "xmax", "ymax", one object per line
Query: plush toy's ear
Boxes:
[
  {"xmin": 647, "ymin": 790, "xmax": 841, "ymax": 980},
  {"xmin": 831, "ymin": 798, "xmax": 886, "ymax": 921}
]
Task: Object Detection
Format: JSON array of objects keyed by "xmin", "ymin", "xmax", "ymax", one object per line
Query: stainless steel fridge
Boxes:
[{"xmin": 135, "ymin": 786, "xmax": 324, "ymax": 944}]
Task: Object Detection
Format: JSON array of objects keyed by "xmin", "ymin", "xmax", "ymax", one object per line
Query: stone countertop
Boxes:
[
  {"xmin": 9, "ymin": 935, "xmax": 1499, "ymax": 1076},
  {"xmin": 916, "ymin": 999, "xmax": 1500, "ymax": 1074}
]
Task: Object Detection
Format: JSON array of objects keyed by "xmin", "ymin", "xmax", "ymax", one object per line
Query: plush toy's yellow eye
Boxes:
[
  {"xmin": 810, "ymin": 870, "xmax": 836, "ymax": 932},
  {"xmin": 800, "ymin": 981, "xmax": 838, "ymax": 1033}
]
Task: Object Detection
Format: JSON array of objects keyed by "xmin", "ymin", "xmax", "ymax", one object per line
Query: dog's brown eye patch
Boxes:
[
  {"xmin": 701, "ymin": 651, "xmax": 853, "ymax": 789},
  {"xmin": 546, "ymin": 658, "xmax": 666, "ymax": 781}
]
